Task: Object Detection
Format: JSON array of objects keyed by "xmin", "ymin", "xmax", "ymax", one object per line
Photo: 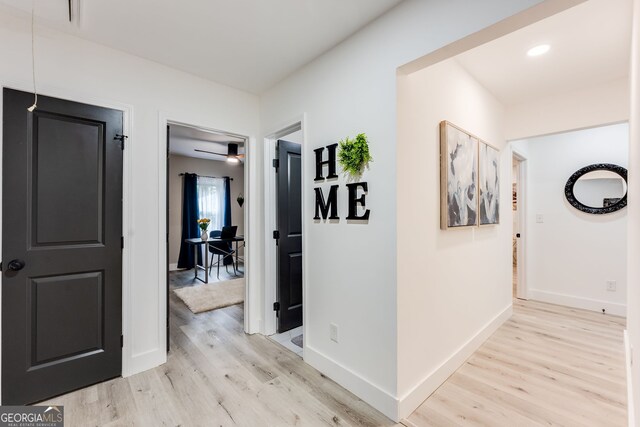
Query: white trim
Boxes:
[
  {"xmin": 168, "ymin": 263, "xmax": 179, "ymax": 271},
  {"xmin": 0, "ymin": 81, "xmax": 135, "ymax": 388},
  {"xmin": 512, "ymin": 148, "xmax": 528, "ymax": 300},
  {"xmin": 263, "ymin": 136, "xmax": 278, "ymax": 336},
  {"xmin": 261, "ymin": 116, "xmax": 305, "ymax": 336},
  {"xmin": 528, "ymin": 289, "xmax": 627, "ymax": 317},
  {"xmin": 304, "ymin": 345, "xmax": 399, "ymax": 421},
  {"xmin": 625, "ymin": 330, "xmax": 635, "ymax": 427},
  {"xmin": 244, "ymin": 136, "xmax": 257, "ymax": 334},
  {"xmin": 396, "ymin": 304, "xmax": 513, "ymax": 420}
]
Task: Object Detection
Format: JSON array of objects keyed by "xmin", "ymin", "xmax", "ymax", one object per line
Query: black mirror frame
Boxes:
[{"xmin": 564, "ymin": 163, "xmax": 628, "ymax": 214}]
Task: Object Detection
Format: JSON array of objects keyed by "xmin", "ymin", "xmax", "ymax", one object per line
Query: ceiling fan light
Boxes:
[{"xmin": 226, "ymin": 157, "xmax": 239, "ymax": 164}]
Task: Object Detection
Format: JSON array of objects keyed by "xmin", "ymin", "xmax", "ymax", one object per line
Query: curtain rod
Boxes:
[{"xmin": 179, "ymin": 173, "xmax": 233, "ymax": 181}]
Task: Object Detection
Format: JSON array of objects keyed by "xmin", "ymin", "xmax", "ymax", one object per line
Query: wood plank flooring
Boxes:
[
  {"xmin": 403, "ymin": 299, "xmax": 627, "ymax": 427},
  {"xmin": 40, "ymin": 267, "xmax": 627, "ymax": 426},
  {"xmin": 40, "ymin": 270, "xmax": 396, "ymax": 426}
]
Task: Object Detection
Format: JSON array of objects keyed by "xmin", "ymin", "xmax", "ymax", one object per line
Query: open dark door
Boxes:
[
  {"xmin": 276, "ymin": 140, "xmax": 302, "ymax": 332},
  {"xmin": 2, "ymin": 89, "xmax": 123, "ymax": 404}
]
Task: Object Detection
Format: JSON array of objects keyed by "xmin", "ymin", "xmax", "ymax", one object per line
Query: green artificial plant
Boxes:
[{"xmin": 337, "ymin": 133, "xmax": 372, "ymax": 177}]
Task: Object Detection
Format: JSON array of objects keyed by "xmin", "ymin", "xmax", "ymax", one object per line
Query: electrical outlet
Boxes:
[
  {"xmin": 536, "ymin": 214, "xmax": 544, "ymax": 223},
  {"xmin": 606, "ymin": 281, "xmax": 617, "ymax": 292},
  {"xmin": 330, "ymin": 323, "xmax": 339, "ymax": 343}
]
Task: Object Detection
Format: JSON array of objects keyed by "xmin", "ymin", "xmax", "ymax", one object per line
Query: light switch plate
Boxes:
[{"xmin": 330, "ymin": 323, "xmax": 338, "ymax": 343}]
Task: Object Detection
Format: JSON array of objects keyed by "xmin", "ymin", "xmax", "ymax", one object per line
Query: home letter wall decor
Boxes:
[{"xmin": 313, "ymin": 143, "xmax": 371, "ymax": 222}]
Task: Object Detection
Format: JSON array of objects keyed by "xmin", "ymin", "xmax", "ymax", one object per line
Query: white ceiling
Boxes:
[
  {"xmin": 0, "ymin": 0, "xmax": 403, "ymax": 94},
  {"xmin": 455, "ymin": 0, "xmax": 632, "ymax": 107},
  {"xmin": 169, "ymin": 124, "xmax": 245, "ymax": 162}
]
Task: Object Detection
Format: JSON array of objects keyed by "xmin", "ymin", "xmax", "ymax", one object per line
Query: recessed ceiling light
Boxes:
[{"xmin": 527, "ymin": 44, "xmax": 550, "ymax": 57}]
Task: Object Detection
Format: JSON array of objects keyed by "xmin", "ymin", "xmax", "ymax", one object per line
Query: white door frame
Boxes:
[
  {"xmin": 158, "ymin": 114, "xmax": 252, "ymax": 333},
  {"xmin": 262, "ymin": 115, "xmax": 306, "ymax": 337},
  {"xmin": 512, "ymin": 149, "xmax": 528, "ymax": 300}
]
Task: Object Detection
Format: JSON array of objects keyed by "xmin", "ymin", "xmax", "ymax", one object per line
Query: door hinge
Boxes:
[
  {"xmin": 121, "ymin": 236, "xmax": 124, "ymax": 249},
  {"xmin": 273, "ymin": 302, "xmax": 280, "ymax": 317},
  {"xmin": 273, "ymin": 230, "xmax": 279, "ymax": 246},
  {"xmin": 272, "ymin": 158, "xmax": 279, "ymax": 171},
  {"xmin": 114, "ymin": 134, "xmax": 128, "ymax": 150},
  {"xmin": 120, "ymin": 335, "xmax": 124, "ymax": 348}
]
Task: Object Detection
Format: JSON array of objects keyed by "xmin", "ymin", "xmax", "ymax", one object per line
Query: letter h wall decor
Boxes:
[{"xmin": 440, "ymin": 121, "xmax": 499, "ymax": 230}]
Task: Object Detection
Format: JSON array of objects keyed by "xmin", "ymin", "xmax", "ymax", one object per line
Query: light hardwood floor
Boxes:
[
  {"xmin": 403, "ymin": 299, "xmax": 627, "ymax": 427},
  {"xmin": 41, "ymin": 269, "xmax": 396, "ymax": 426},
  {"xmin": 41, "ymin": 267, "xmax": 627, "ymax": 426}
]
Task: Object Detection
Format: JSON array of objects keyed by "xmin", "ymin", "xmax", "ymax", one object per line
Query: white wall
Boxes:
[
  {"xmin": 168, "ymin": 155, "xmax": 245, "ymax": 269},
  {"xmin": 506, "ymin": 77, "xmax": 629, "ymax": 140},
  {"xmin": 397, "ymin": 58, "xmax": 512, "ymax": 417},
  {"xmin": 0, "ymin": 7, "xmax": 259, "ymax": 380},
  {"xmin": 627, "ymin": 0, "xmax": 640, "ymax": 424},
  {"xmin": 281, "ymin": 129, "xmax": 303, "ymax": 145},
  {"xmin": 259, "ymin": 0, "xmax": 544, "ymax": 420},
  {"xmin": 513, "ymin": 123, "xmax": 628, "ymax": 316}
]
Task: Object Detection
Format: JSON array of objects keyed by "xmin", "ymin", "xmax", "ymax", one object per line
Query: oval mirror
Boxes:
[{"xmin": 565, "ymin": 164, "xmax": 628, "ymax": 214}]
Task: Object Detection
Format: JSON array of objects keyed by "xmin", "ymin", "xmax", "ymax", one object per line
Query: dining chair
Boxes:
[{"xmin": 208, "ymin": 226, "xmax": 237, "ymax": 278}]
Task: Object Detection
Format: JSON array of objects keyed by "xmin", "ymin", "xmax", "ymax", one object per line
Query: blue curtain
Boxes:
[
  {"xmin": 177, "ymin": 173, "xmax": 202, "ymax": 268},
  {"xmin": 223, "ymin": 177, "xmax": 232, "ymax": 227}
]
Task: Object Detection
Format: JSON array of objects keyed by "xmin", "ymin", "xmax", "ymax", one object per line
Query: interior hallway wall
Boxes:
[
  {"xmin": 0, "ymin": 6, "xmax": 259, "ymax": 380},
  {"xmin": 397, "ymin": 58, "xmax": 511, "ymax": 417},
  {"xmin": 260, "ymin": 0, "xmax": 548, "ymax": 420},
  {"xmin": 505, "ymin": 78, "xmax": 630, "ymax": 141},
  {"xmin": 513, "ymin": 124, "xmax": 628, "ymax": 316},
  {"xmin": 168, "ymin": 155, "xmax": 245, "ymax": 269}
]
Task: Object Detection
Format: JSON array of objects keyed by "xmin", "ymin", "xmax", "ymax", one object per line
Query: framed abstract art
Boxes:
[
  {"xmin": 440, "ymin": 121, "xmax": 478, "ymax": 229},
  {"xmin": 440, "ymin": 121, "xmax": 500, "ymax": 229}
]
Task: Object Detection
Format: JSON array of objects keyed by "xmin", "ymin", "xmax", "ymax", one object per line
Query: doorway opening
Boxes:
[
  {"xmin": 512, "ymin": 153, "xmax": 526, "ymax": 299},
  {"xmin": 166, "ymin": 122, "xmax": 248, "ymax": 351},
  {"xmin": 510, "ymin": 123, "xmax": 629, "ymax": 316},
  {"xmin": 264, "ymin": 122, "xmax": 304, "ymax": 357}
]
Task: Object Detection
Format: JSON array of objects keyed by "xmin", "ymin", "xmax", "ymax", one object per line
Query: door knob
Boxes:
[{"xmin": 7, "ymin": 259, "xmax": 25, "ymax": 271}]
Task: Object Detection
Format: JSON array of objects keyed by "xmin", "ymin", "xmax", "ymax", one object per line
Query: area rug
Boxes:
[
  {"xmin": 173, "ymin": 278, "xmax": 244, "ymax": 314},
  {"xmin": 291, "ymin": 334, "xmax": 303, "ymax": 348}
]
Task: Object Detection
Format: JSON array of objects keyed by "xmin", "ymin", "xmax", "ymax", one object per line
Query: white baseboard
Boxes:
[
  {"xmin": 528, "ymin": 289, "xmax": 626, "ymax": 317},
  {"xmin": 304, "ymin": 345, "xmax": 399, "ymax": 421},
  {"xmin": 397, "ymin": 304, "xmax": 513, "ymax": 420},
  {"xmin": 169, "ymin": 263, "xmax": 179, "ymax": 271},
  {"xmin": 625, "ymin": 330, "xmax": 635, "ymax": 427}
]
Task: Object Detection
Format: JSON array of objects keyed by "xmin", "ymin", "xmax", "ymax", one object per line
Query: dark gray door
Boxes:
[
  {"xmin": 276, "ymin": 140, "xmax": 302, "ymax": 332},
  {"xmin": 2, "ymin": 88, "xmax": 123, "ymax": 404}
]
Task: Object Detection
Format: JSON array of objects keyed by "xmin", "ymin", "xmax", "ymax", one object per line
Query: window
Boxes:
[{"xmin": 197, "ymin": 177, "xmax": 225, "ymax": 232}]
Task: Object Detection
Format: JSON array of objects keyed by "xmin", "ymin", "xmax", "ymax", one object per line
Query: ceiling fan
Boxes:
[{"xmin": 195, "ymin": 143, "xmax": 244, "ymax": 163}]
